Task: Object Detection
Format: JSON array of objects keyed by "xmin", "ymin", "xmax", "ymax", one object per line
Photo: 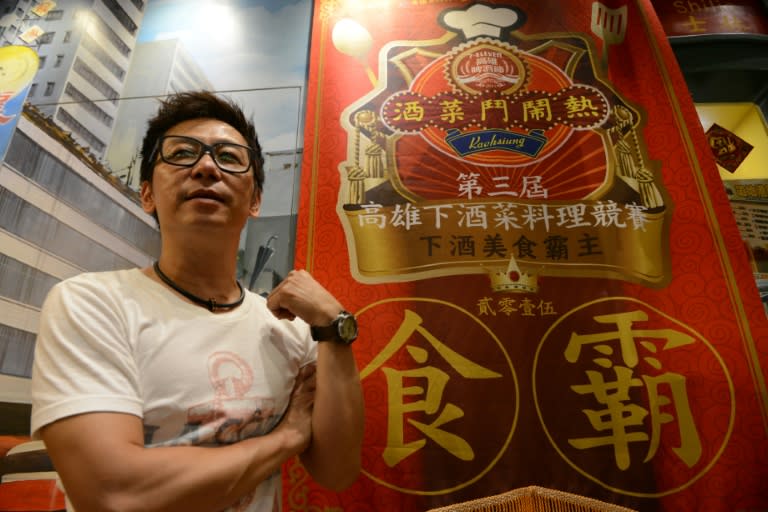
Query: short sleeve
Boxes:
[
  {"xmin": 299, "ymin": 321, "xmax": 318, "ymax": 368},
  {"xmin": 30, "ymin": 274, "xmax": 143, "ymax": 438}
]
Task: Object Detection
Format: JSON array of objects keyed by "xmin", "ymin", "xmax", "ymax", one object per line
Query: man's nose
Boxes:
[{"xmin": 192, "ymin": 150, "xmax": 222, "ymax": 178}]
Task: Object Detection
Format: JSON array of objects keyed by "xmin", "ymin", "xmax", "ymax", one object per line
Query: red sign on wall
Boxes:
[{"xmin": 290, "ymin": 1, "xmax": 768, "ymax": 511}]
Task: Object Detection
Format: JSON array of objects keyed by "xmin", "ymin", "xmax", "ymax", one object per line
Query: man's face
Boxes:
[{"xmin": 140, "ymin": 118, "xmax": 261, "ymax": 235}]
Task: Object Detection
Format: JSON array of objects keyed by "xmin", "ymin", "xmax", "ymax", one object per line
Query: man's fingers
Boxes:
[
  {"xmin": 292, "ymin": 364, "xmax": 317, "ymax": 397},
  {"xmin": 265, "ymin": 270, "xmax": 343, "ymax": 326},
  {"xmin": 297, "ymin": 365, "xmax": 317, "ymax": 392},
  {"xmin": 269, "ymin": 307, "xmax": 296, "ymax": 321},
  {"xmin": 299, "ymin": 364, "xmax": 317, "ymax": 378}
]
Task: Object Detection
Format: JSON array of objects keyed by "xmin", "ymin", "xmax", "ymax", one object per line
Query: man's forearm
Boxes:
[
  {"xmin": 301, "ymin": 343, "xmax": 364, "ymax": 490},
  {"xmin": 43, "ymin": 415, "xmax": 306, "ymax": 512}
]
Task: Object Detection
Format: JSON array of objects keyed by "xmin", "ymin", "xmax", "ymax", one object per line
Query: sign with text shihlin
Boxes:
[{"xmin": 290, "ymin": 1, "xmax": 768, "ymax": 511}]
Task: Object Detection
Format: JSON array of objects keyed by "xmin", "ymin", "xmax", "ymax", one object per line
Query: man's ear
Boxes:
[
  {"xmin": 140, "ymin": 181, "xmax": 156, "ymax": 215},
  {"xmin": 249, "ymin": 190, "xmax": 261, "ymax": 218}
]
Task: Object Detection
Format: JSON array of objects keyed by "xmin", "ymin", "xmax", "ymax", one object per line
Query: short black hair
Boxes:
[{"xmin": 139, "ymin": 91, "xmax": 265, "ymax": 192}]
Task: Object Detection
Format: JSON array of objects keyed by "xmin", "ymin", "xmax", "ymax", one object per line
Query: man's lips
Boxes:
[{"xmin": 186, "ymin": 190, "xmax": 225, "ymax": 203}]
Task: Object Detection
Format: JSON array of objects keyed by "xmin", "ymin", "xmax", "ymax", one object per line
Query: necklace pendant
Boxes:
[{"xmin": 152, "ymin": 261, "xmax": 245, "ymax": 312}]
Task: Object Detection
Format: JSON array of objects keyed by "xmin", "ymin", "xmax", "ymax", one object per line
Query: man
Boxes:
[{"xmin": 30, "ymin": 91, "xmax": 364, "ymax": 512}]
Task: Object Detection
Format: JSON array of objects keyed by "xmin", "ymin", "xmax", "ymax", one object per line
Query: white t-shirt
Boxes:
[{"xmin": 31, "ymin": 269, "xmax": 317, "ymax": 512}]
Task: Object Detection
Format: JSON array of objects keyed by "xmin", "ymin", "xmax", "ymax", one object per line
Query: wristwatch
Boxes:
[{"xmin": 310, "ymin": 310, "xmax": 358, "ymax": 345}]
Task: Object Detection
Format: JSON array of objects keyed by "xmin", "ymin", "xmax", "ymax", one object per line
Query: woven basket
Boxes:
[{"xmin": 426, "ymin": 486, "xmax": 638, "ymax": 512}]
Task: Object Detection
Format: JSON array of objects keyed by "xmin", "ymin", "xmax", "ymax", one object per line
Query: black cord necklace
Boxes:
[{"xmin": 153, "ymin": 261, "xmax": 245, "ymax": 312}]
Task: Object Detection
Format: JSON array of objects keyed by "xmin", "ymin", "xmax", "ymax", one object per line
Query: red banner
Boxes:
[{"xmin": 289, "ymin": 1, "xmax": 768, "ymax": 510}]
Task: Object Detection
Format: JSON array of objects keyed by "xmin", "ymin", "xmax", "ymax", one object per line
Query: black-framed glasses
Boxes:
[{"xmin": 154, "ymin": 135, "xmax": 255, "ymax": 174}]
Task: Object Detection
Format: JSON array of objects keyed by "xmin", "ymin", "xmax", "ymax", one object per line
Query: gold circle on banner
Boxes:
[
  {"xmin": 533, "ymin": 296, "xmax": 735, "ymax": 498},
  {"xmin": 447, "ymin": 40, "xmax": 528, "ymax": 96},
  {"xmin": 355, "ymin": 297, "xmax": 520, "ymax": 496}
]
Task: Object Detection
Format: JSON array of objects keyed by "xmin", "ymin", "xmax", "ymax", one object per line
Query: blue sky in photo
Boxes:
[
  {"xmin": 138, "ymin": 0, "xmax": 312, "ymax": 90},
  {"xmin": 137, "ymin": 0, "xmax": 313, "ymax": 151}
]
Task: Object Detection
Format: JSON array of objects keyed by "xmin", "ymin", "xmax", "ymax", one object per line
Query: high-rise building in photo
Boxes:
[
  {"xmin": 0, "ymin": 105, "xmax": 159, "ymax": 406},
  {"xmin": 106, "ymin": 38, "xmax": 214, "ymax": 189},
  {"xmin": 0, "ymin": 0, "xmax": 145, "ymax": 160}
]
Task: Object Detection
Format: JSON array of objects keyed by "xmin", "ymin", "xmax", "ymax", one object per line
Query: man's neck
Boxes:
[{"xmin": 152, "ymin": 233, "xmax": 242, "ymax": 304}]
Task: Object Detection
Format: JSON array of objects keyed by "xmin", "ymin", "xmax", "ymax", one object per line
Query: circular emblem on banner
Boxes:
[
  {"xmin": 533, "ymin": 297, "xmax": 734, "ymax": 497},
  {"xmin": 357, "ymin": 297, "xmax": 518, "ymax": 495},
  {"xmin": 447, "ymin": 40, "xmax": 528, "ymax": 95}
]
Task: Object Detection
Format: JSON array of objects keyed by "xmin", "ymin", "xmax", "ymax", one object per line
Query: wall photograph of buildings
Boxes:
[{"xmin": 0, "ymin": 0, "xmax": 311, "ymax": 409}]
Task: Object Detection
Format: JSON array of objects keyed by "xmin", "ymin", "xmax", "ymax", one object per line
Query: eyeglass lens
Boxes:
[{"xmin": 160, "ymin": 136, "xmax": 251, "ymax": 173}]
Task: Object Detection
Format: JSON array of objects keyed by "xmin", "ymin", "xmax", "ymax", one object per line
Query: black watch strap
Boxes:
[{"xmin": 310, "ymin": 310, "xmax": 358, "ymax": 345}]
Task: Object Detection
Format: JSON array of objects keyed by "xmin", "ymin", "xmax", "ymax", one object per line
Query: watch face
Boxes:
[{"xmin": 338, "ymin": 314, "xmax": 358, "ymax": 342}]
